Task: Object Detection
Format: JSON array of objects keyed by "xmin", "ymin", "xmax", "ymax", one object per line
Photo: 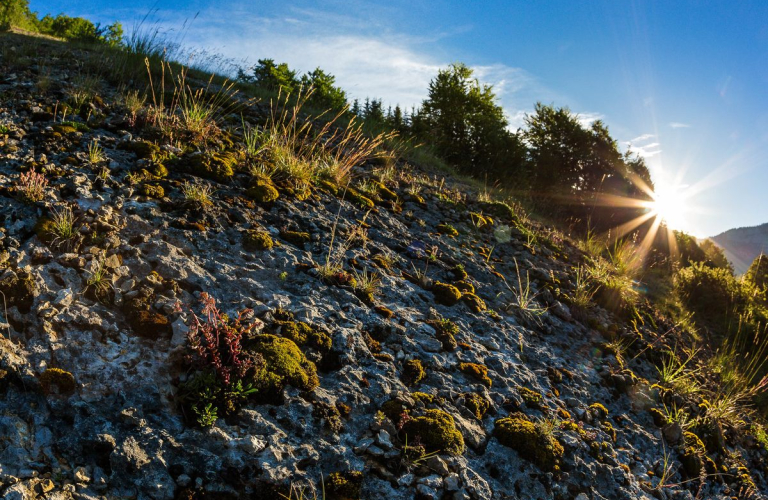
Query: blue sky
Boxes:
[{"xmin": 31, "ymin": 0, "xmax": 768, "ymax": 237}]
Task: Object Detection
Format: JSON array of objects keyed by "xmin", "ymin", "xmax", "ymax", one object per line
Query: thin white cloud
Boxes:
[
  {"xmin": 576, "ymin": 112, "xmax": 604, "ymax": 128},
  {"xmin": 124, "ymin": 4, "xmax": 568, "ymax": 120},
  {"xmin": 624, "ymin": 134, "xmax": 662, "ymax": 158},
  {"xmin": 669, "ymin": 122, "xmax": 691, "ymax": 129},
  {"xmin": 630, "ymin": 133, "xmax": 655, "ymax": 142}
]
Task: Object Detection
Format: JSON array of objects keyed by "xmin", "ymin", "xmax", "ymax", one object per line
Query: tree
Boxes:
[
  {"xmin": 0, "ymin": 0, "xmax": 36, "ymax": 31},
  {"xmin": 699, "ymin": 239, "xmax": 734, "ymax": 274},
  {"xmin": 300, "ymin": 67, "xmax": 347, "ymax": 110},
  {"xmin": 419, "ymin": 63, "xmax": 526, "ymax": 179},
  {"xmin": 241, "ymin": 59, "xmax": 299, "ymax": 93},
  {"xmin": 746, "ymin": 254, "xmax": 768, "ymax": 290},
  {"xmin": 523, "ymin": 103, "xmax": 653, "ymax": 230}
]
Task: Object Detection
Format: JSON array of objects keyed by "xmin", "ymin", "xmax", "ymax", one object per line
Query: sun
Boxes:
[{"xmin": 648, "ymin": 183, "xmax": 689, "ymax": 231}]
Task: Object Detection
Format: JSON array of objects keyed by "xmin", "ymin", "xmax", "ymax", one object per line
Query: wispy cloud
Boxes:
[
  {"xmin": 127, "ymin": 3, "xmax": 571, "ymax": 120},
  {"xmin": 576, "ymin": 112, "xmax": 604, "ymax": 128},
  {"xmin": 624, "ymin": 134, "xmax": 662, "ymax": 158},
  {"xmin": 669, "ymin": 122, "xmax": 691, "ymax": 129}
]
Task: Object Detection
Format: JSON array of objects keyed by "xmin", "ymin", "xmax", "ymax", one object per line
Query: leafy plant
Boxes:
[{"xmin": 17, "ymin": 166, "xmax": 48, "ymax": 203}]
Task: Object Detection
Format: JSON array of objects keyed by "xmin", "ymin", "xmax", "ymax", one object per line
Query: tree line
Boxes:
[
  {"xmin": 0, "ymin": 0, "xmax": 122, "ymax": 45},
  {"xmin": 239, "ymin": 60, "xmax": 655, "ymax": 234}
]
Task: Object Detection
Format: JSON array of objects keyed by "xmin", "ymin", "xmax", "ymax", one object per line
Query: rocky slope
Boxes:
[
  {"xmin": 0, "ymin": 32, "xmax": 766, "ymax": 500},
  {"xmin": 712, "ymin": 223, "xmax": 768, "ymax": 275}
]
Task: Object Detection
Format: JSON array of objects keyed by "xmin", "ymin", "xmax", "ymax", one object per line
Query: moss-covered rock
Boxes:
[
  {"xmin": 427, "ymin": 318, "xmax": 459, "ymax": 351},
  {"xmin": 34, "ymin": 216, "xmax": 56, "ymax": 245},
  {"xmin": 0, "ymin": 271, "xmax": 36, "ymax": 314},
  {"xmin": 589, "ymin": 402, "xmax": 609, "ymax": 420},
  {"xmin": 402, "ymin": 359, "xmax": 426, "ymax": 386},
  {"xmin": 178, "ymin": 151, "xmax": 237, "ymax": 182},
  {"xmin": 453, "ymin": 280, "xmax": 475, "ymax": 294},
  {"xmin": 326, "ymin": 470, "xmax": 364, "ymax": 500},
  {"xmin": 376, "ymin": 182, "xmax": 398, "ymax": 201},
  {"xmin": 518, "ymin": 387, "xmax": 543, "ymax": 409},
  {"xmin": 345, "ymin": 188, "xmax": 374, "ymax": 210},
  {"xmin": 412, "ymin": 392, "xmax": 436, "ymax": 405},
  {"xmin": 494, "ymin": 415, "xmax": 564, "ymax": 471},
  {"xmin": 461, "ymin": 292, "xmax": 487, "ymax": 313},
  {"xmin": 140, "ymin": 183, "xmax": 165, "ymax": 198},
  {"xmin": 432, "ymin": 282, "xmax": 462, "ymax": 306},
  {"xmin": 374, "ymin": 305, "xmax": 394, "ymax": 318},
  {"xmin": 244, "ymin": 230, "xmax": 274, "ymax": 250},
  {"xmin": 247, "ymin": 335, "xmax": 319, "ymax": 400},
  {"xmin": 437, "ymin": 223, "xmax": 458, "ymax": 237},
  {"xmin": 402, "ymin": 409, "xmax": 464, "ymax": 455},
  {"xmin": 40, "ymin": 368, "xmax": 76, "ymax": 395},
  {"xmin": 281, "ymin": 230, "xmax": 311, "ymax": 247},
  {"xmin": 246, "ymin": 180, "xmax": 279, "ymax": 203},
  {"xmin": 452, "ymin": 266, "xmax": 468, "ymax": 282},
  {"xmin": 274, "ymin": 316, "xmax": 332, "ymax": 354},
  {"xmin": 459, "ymin": 362, "xmax": 492, "ymax": 387},
  {"xmin": 464, "ymin": 392, "xmax": 490, "ymax": 419},
  {"xmin": 118, "ymin": 140, "xmax": 161, "ymax": 160}
]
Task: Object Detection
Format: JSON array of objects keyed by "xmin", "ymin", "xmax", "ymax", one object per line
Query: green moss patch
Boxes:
[
  {"xmin": 247, "ymin": 180, "xmax": 279, "ymax": 203},
  {"xmin": 402, "ymin": 359, "xmax": 426, "ymax": 386},
  {"xmin": 461, "ymin": 292, "xmax": 487, "ymax": 313},
  {"xmin": 427, "ymin": 317, "xmax": 459, "ymax": 351},
  {"xmin": 40, "ymin": 368, "xmax": 76, "ymax": 395},
  {"xmin": 459, "ymin": 362, "xmax": 492, "ymax": 387},
  {"xmin": 464, "ymin": 392, "xmax": 490, "ymax": 419},
  {"xmin": 247, "ymin": 334, "xmax": 320, "ymax": 401},
  {"xmin": 281, "ymin": 230, "xmax": 311, "ymax": 247},
  {"xmin": 437, "ymin": 223, "xmax": 458, "ymax": 237},
  {"xmin": 244, "ymin": 230, "xmax": 274, "ymax": 250},
  {"xmin": 432, "ymin": 282, "xmax": 462, "ymax": 306},
  {"xmin": 176, "ymin": 151, "xmax": 237, "ymax": 182},
  {"xmin": 494, "ymin": 414, "xmax": 564, "ymax": 471},
  {"xmin": 402, "ymin": 409, "xmax": 464, "ymax": 455}
]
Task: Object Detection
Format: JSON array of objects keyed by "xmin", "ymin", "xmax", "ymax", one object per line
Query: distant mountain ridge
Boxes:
[{"xmin": 711, "ymin": 222, "xmax": 768, "ymax": 275}]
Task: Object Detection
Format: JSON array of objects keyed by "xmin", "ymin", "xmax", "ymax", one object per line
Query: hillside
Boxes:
[
  {"xmin": 712, "ymin": 223, "xmax": 768, "ymax": 275},
  {"xmin": 0, "ymin": 31, "xmax": 767, "ymax": 500}
]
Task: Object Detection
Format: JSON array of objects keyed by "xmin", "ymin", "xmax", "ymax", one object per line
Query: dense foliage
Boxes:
[{"xmin": 0, "ymin": 0, "xmax": 121, "ymax": 45}]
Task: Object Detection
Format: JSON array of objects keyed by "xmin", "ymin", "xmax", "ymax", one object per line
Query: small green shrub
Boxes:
[{"xmin": 675, "ymin": 262, "xmax": 765, "ymax": 331}]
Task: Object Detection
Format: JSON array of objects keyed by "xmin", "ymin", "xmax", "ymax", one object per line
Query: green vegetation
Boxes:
[
  {"xmin": 39, "ymin": 367, "xmax": 76, "ymax": 395},
  {"xmin": 458, "ymin": 362, "xmax": 492, "ymax": 387},
  {"xmin": 494, "ymin": 414, "xmax": 564, "ymax": 471},
  {"xmin": 244, "ymin": 230, "xmax": 274, "ymax": 251},
  {"xmin": 401, "ymin": 409, "xmax": 465, "ymax": 455},
  {"xmin": 0, "ymin": 0, "xmax": 122, "ymax": 44},
  {"xmin": 402, "ymin": 359, "xmax": 426, "ymax": 386}
]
